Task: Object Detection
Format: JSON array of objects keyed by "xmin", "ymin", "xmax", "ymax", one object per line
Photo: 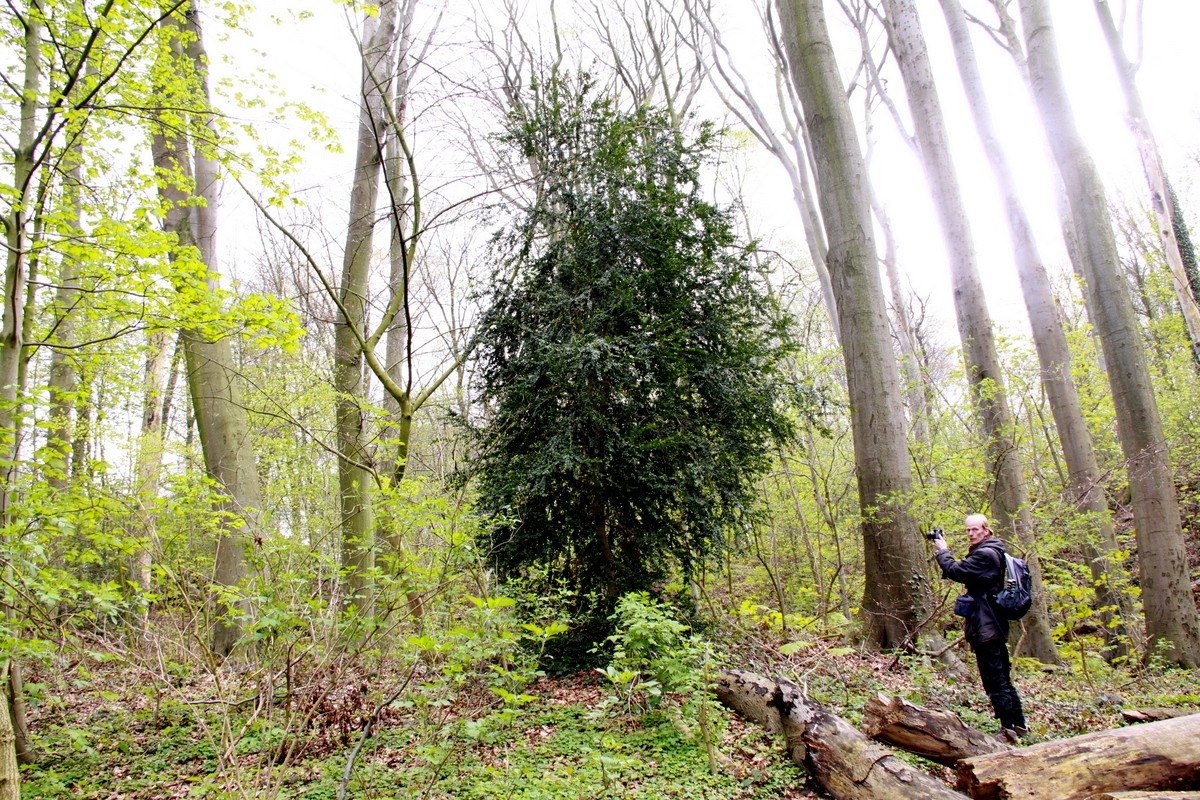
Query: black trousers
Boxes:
[{"xmin": 970, "ymin": 639, "xmax": 1026, "ymax": 730}]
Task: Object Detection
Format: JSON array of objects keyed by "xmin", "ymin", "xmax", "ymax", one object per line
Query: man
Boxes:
[{"xmin": 933, "ymin": 513, "xmax": 1028, "ymax": 742}]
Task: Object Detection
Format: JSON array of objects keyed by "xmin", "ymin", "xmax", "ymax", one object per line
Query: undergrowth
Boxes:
[{"xmin": 18, "ymin": 594, "xmax": 1200, "ymax": 799}]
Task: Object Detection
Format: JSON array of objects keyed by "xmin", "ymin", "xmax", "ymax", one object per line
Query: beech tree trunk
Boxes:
[
  {"xmin": 152, "ymin": 6, "xmax": 263, "ymax": 658},
  {"xmin": 335, "ymin": 0, "xmax": 399, "ymax": 608},
  {"xmin": 775, "ymin": 0, "xmax": 932, "ymax": 650},
  {"xmin": 937, "ymin": 0, "xmax": 1130, "ymax": 652},
  {"xmin": 881, "ymin": 0, "xmax": 1057, "ymax": 664},
  {"xmin": 957, "ymin": 713, "xmax": 1200, "ymax": 800},
  {"xmin": 1094, "ymin": 0, "xmax": 1200, "ymax": 366},
  {"xmin": 0, "ymin": 8, "xmax": 44, "ymax": 786},
  {"xmin": 131, "ymin": 329, "xmax": 173, "ymax": 610},
  {"xmin": 1020, "ymin": 0, "xmax": 1200, "ymax": 667}
]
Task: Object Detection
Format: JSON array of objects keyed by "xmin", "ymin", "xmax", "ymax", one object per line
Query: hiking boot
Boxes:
[{"xmin": 1000, "ymin": 726, "xmax": 1028, "ymax": 744}]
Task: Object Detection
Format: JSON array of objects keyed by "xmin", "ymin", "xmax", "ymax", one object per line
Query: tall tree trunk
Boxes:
[
  {"xmin": 938, "ymin": 0, "xmax": 1130, "ymax": 653},
  {"xmin": 881, "ymin": 0, "xmax": 1058, "ymax": 663},
  {"xmin": 1094, "ymin": 0, "xmax": 1200, "ymax": 368},
  {"xmin": 44, "ymin": 148, "xmax": 84, "ymax": 492},
  {"xmin": 694, "ymin": 2, "xmax": 840, "ymax": 338},
  {"xmin": 1020, "ymin": 0, "xmax": 1200, "ymax": 667},
  {"xmin": 0, "ymin": 6, "xmax": 44, "ymax": 784},
  {"xmin": 383, "ymin": 0, "xmax": 416, "ymax": 487},
  {"xmin": 775, "ymin": 0, "xmax": 931, "ymax": 650},
  {"xmin": 151, "ymin": 5, "xmax": 263, "ymax": 658},
  {"xmin": 131, "ymin": 329, "xmax": 173, "ymax": 613},
  {"xmin": 336, "ymin": 0, "xmax": 399, "ymax": 608}
]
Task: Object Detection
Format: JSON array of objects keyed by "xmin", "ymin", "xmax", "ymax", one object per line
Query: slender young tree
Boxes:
[
  {"xmin": 775, "ymin": 0, "xmax": 932, "ymax": 651},
  {"xmin": 333, "ymin": 0, "xmax": 399, "ymax": 607},
  {"xmin": 1020, "ymin": 0, "xmax": 1200, "ymax": 666}
]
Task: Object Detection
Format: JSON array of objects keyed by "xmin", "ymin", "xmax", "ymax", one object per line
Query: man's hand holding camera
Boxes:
[{"xmin": 926, "ymin": 527, "xmax": 948, "ymax": 552}]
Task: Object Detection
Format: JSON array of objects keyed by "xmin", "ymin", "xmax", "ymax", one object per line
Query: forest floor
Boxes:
[{"xmin": 18, "ymin": 626, "xmax": 1200, "ymax": 800}]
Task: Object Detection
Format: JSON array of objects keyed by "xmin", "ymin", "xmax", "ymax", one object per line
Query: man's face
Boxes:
[{"xmin": 965, "ymin": 518, "xmax": 990, "ymax": 547}]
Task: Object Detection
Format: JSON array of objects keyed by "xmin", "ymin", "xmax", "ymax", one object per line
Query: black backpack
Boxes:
[{"xmin": 993, "ymin": 551, "xmax": 1033, "ymax": 620}]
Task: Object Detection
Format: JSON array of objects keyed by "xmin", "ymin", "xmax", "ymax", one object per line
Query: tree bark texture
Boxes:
[
  {"xmin": 335, "ymin": 0, "xmax": 399, "ymax": 607},
  {"xmin": 715, "ymin": 670, "xmax": 969, "ymax": 800},
  {"xmin": 0, "ymin": 665, "xmax": 16, "ymax": 800},
  {"xmin": 0, "ymin": 9, "xmax": 44, "ymax": 786},
  {"xmin": 1019, "ymin": 0, "xmax": 1200, "ymax": 667},
  {"xmin": 1093, "ymin": 0, "xmax": 1200, "ymax": 366},
  {"xmin": 151, "ymin": 7, "xmax": 263, "ymax": 658},
  {"xmin": 862, "ymin": 692, "xmax": 1012, "ymax": 766},
  {"xmin": 1083, "ymin": 794, "xmax": 1200, "ymax": 800},
  {"xmin": 1121, "ymin": 708, "xmax": 1200, "ymax": 724},
  {"xmin": 957, "ymin": 713, "xmax": 1200, "ymax": 800},
  {"xmin": 775, "ymin": 0, "xmax": 931, "ymax": 650},
  {"xmin": 937, "ymin": 0, "xmax": 1129, "ymax": 650},
  {"xmin": 881, "ymin": 0, "xmax": 1057, "ymax": 664}
]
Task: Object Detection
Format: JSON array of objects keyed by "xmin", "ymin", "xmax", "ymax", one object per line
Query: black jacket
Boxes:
[{"xmin": 935, "ymin": 537, "xmax": 1009, "ymax": 644}]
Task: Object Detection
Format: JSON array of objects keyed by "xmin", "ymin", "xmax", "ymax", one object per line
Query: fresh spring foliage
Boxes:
[{"xmin": 469, "ymin": 75, "xmax": 797, "ymax": 641}]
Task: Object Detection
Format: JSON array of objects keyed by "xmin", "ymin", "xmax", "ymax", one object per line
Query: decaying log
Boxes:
[
  {"xmin": 1083, "ymin": 793, "xmax": 1200, "ymax": 800},
  {"xmin": 862, "ymin": 692, "xmax": 1011, "ymax": 765},
  {"xmin": 716, "ymin": 670, "xmax": 968, "ymax": 800},
  {"xmin": 1121, "ymin": 708, "xmax": 1200, "ymax": 724},
  {"xmin": 958, "ymin": 712, "xmax": 1200, "ymax": 800}
]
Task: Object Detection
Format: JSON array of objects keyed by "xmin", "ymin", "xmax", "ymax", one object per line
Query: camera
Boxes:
[{"xmin": 924, "ymin": 528, "xmax": 944, "ymax": 541}]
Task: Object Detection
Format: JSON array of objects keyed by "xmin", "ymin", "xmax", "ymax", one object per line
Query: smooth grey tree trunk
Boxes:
[
  {"xmin": 775, "ymin": 0, "xmax": 931, "ymax": 650},
  {"xmin": 881, "ymin": 0, "xmax": 1058, "ymax": 663},
  {"xmin": 938, "ymin": 0, "xmax": 1130, "ymax": 654},
  {"xmin": 383, "ymin": 1, "xmax": 416, "ymax": 487},
  {"xmin": 1093, "ymin": 0, "xmax": 1200, "ymax": 367},
  {"xmin": 0, "ymin": 8, "xmax": 44, "ymax": 786},
  {"xmin": 151, "ymin": 7, "xmax": 263, "ymax": 658},
  {"xmin": 131, "ymin": 329, "xmax": 173, "ymax": 610},
  {"xmin": 1020, "ymin": 0, "xmax": 1200, "ymax": 667},
  {"xmin": 44, "ymin": 149, "xmax": 83, "ymax": 493},
  {"xmin": 335, "ymin": 0, "xmax": 398, "ymax": 608},
  {"xmin": 690, "ymin": 1, "xmax": 840, "ymax": 339}
]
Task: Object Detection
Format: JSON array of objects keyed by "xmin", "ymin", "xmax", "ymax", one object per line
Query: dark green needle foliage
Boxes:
[{"xmin": 470, "ymin": 74, "xmax": 796, "ymax": 658}]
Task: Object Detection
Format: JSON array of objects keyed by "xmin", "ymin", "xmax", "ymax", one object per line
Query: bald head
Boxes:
[{"xmin": 965, "ymin": 514, "xmax": 992, "ymax": 546}]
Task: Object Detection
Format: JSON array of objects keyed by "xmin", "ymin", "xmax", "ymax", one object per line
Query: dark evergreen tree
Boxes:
[{"xmin": 469, "ymin": 77, "xmax": 796, "ymax": 635}]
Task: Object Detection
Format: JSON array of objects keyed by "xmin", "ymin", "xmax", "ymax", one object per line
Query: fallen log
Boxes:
[
  {"xmin": 861, "ymin": 692, "xmax": 1011, "ymax": 765},
  {"xmin": 957, "ymin": 712, "xmax": 1200, "ymax": 800},
  {"xmin": 1121, "ymin": 708, "xmax": 1199, "ymax": 724},
  {"xmin": 716, "ymin": 670, "xmax": 968, "ymax": 800}
]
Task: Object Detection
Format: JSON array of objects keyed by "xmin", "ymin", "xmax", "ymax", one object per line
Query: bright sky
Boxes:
[
  {"xmin": 212, "ymin": 0, "xmax": 1200, "ymax": 344},
  {"xmin": 843, "ymin": 0, "xmax": 1200, "ymax": 337}
]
